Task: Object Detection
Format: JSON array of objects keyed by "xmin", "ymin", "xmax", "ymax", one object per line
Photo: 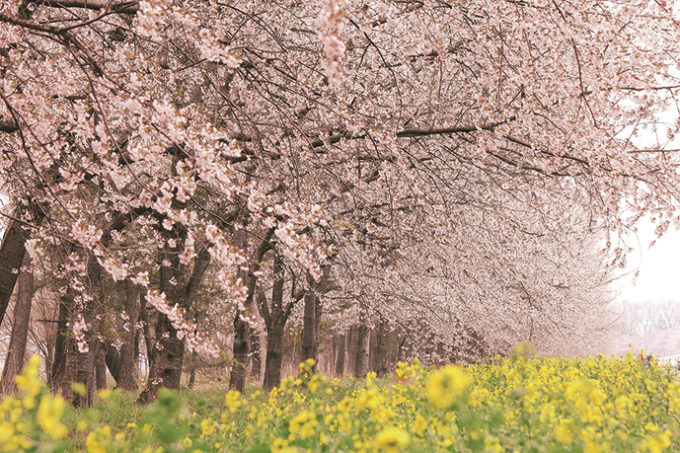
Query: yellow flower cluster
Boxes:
[
  {"xmin": 2, "ymin": 352, "xmax": 680, "ymax": 452},
  {"xmin": 0, "ymin": 355, "xmax": 68, "ymax": 452}
]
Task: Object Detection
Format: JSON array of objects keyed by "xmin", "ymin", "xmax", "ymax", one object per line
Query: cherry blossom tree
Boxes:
[{"xmin": 1, "ymin": 0, "xmax": 680, "ymax": 402}]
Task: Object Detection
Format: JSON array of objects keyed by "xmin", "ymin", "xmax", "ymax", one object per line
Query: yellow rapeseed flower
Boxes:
[
  {"xmin": 555, "ymin": 419, "xmax": 573, "ymax": 444},
  {"xmin": 37, "ymin": 396, "xmax": 68, "ymax": 440},
  {"xmin": 97, "ymin": 389, "xmax": 112, "ymax": 400},
  {"xmin": 225, "ymin": 390, "xmax": 241, "ymax": 413},
  {"xmin": 15, "ymin": 355, "xmax": 41, "ymax": 396},
  {"xmin": 426, "ymin": 365, "xmax": 470, "ymax": 409},
  {"xmin": 375, "ymin": 427, "xmax": 411, "ymax": 453}
]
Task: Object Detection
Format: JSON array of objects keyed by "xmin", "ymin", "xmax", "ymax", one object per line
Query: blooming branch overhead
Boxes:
[{"xmin": 0, "ymin": 0, "xmax": 680, "ymax": 397}]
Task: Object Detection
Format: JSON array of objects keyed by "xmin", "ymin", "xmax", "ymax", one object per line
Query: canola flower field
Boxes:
[{"xmin": 1, "ymin": 350, "xmax": 680, "ymax": 452}]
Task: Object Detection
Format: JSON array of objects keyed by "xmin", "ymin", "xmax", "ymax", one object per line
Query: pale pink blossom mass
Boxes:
[{"xmin": 1, "ymin": 0, "xmax": 680, "ymax": 398}]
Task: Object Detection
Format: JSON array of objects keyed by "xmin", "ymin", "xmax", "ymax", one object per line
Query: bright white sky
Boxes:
[
  {"xmin": 616, "ymin": 18, "xmax": 680, "ymax": 305},
  {"xmin": 617, "ymin": 221, "xmax": 680, "ymax": 303}
]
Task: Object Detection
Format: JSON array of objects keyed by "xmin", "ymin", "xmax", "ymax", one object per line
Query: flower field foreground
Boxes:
[{"xmin": 2, "ymin": 353, "xmax": 680, "ymax": 452}]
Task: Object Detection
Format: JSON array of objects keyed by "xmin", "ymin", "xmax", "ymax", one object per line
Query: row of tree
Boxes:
[{"xmin": 0, "ymin": 0, "xmax": 679, "ymax": 404}]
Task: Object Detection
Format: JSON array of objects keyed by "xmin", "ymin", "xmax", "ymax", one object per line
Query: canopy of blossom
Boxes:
[{"xmin": 1, "ymin": 0, "xmax": 679, "ymax": 352}]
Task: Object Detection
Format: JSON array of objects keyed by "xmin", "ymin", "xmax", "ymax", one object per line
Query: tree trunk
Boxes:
[
  {"xmin": 138, "ymin": 312, "xmax": 185, "ymax": 403},
  {"xmin": 0, "ymin": 256, "xmax": 34, "ymax": 394},
  {"xmin": 262, "ymin": 321, "xmax": 284, "ymax": 391},
  {"xmin": 53, "ymin": 282, "xmax": 96, "ymax": 407},
  {"xmin": 139, "ymin": 292, "xmax": 153, "ymax": 363},
  {"xmin": 138, "ymin": 242, "xmax": 211, "ymax": 403},
  {"xmin": 150, "ymin": 251, "xmax": 186, "ymax": 392},
  {"xmin": 0, "ymin": 207, "xmax": 34, "ymax": 327},
  {"xmin": 314, "ymin": 294, "xmax": 324, "ymax": 370},
  {"xmin": 300, "ymin": 290, "xmax": 317, "ymax": 364},
  {"xmin": 73, "ymin": 342, "xmax": 96, "ymax": 407},
  {"xmin": 334, "ymin": 333, "xmax": 345, "ymax": 376},
  {"xmin": 188, "ymin": 351, "xmax": 197, "ymax": 390},
  {"xmin": 369, "ymin": 319, "xmax": 390, "ymax": 376},
  {"xmin": 249, "ymin": 324, "xmax": 261, "ymax": 380},
  {"xmin": 95, "ymin": 343, "xmax": 107, "ymax": 390},
  {"xmin": 261, "ymin": 252, "xmax": 288, "ymax": 391},
  {"xmin": 49, "ymin": 293, "xmax": 70, "ymax": 391},
  {"xmin": 117, "ymin": 280, "xmax": 139, "ymax": 390},
  {"xmin": 104, "ymin": 343, "xmax": 121, "ymax": 384},
  {"xmin": 346, "ymin": 325, "xmax": 358, "ymax": 376},
  {"xmin": 61, "ymin": 309, "xmax": 96, "ymax": 407},
  {"xmin": 229, "ymin": 312, "xmax": 249, "ymax": 392},
  {"xmin": 68, "ymin": 255, "xmax": 102, "ymax": 407},
  {"xmin": 228, "ymin": 229, "xmax": 274, "ymax": 393},
  {"xmin": 355, "ymin": 322, "xmax": 370, "ymax": 378}
]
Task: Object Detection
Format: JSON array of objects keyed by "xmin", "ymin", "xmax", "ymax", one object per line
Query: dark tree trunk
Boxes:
[
  {"xmin": 72, "ymin": 342, "xmax": 96, "ymax": 407},
  {"xmin": 228, "ymin": 229, "xmax": 274, "ymax": 393},
  {"xmin": 104, "ymin": 343, "xmax": 121, "ymax": 384},
  {"xmin": 138, "ymin": 244, "xmax": 210, "ymax": 403},
  {"xmin": 188, "ymin": 351, "xmax": 197, "ymax": 390},
  {"xmin": 299, "ymin": 267, "xmax": 330, "ymax": 372},
  {"xmin": 300, "ymin": 291, "xmax": 317, "ymax": 364},
  {"xmin": 117, "ymin": 280, "xmax": 139, "ymax": 390},
  {"xmin": 95, "ymin": 343, "xmax": 107, "ymax": 390},
  {"xmin": 0, "ymin": 207, "xmax": 34, "ymax": 327},
  {"xmin": 261, "ymin": 252, "xmax": 290, "ymax": 391},
  {"xmin": 334, "ymin": 333, "xmax": 345, "ymax": 376},
  {"xmin": 229, "ymin": 229, "xmax": 251, "ymax": 394},
  {"xmin": 150, "ymin": 248, "xmax": 187, "ymax": 392},
  {"xmin": 369, "ymin": 319, "xmax": 390, "ymax": 376},
  {"xmin": 139, "ymin": 292, "xmax": 153, "ymax": 362},
  {"xmin": 49, "ymin": 293, "xmax": 70, "ymax": 391},
  {"xmin": 263, "ymin": 321, "xmax": 284, "ymax": 391},
  {"xmin": 137, "ymin": 165, "xmax": 212, "ymax": 402},
  {"xmin": 229, "ymin": 312, "xmax": 249, "ymax": 392},
  {"xmin": 138, "ymin": 313, "xmax": 185, "ymax": 403},
  {"xmin": 61, "ymin": 302, "xmax": 96, "ymax": 407},
  {"xmin": 314, "ymin": 294, "xmax": 324, "ymax": 370},
  {"xmin": 346, "ymin": 325, "xmax": 358, "ymax": 376},
  {"xmin": 249, "ymin": 325, "xmax": 261, "ymax": 380},
  {"xmin": 0, "ymin": 257, "xmax": 34, "ymax": 394},
  {"xmin": 68, "ymin": 255, "xmax": 103, "ymax": 407},
  {"xmin": 53, "ymin": 283, "xmax": 93, "ymax": 406},
  {"xmin": 355, "ymin": 321, "xmax": 370, "ymax": 378}
]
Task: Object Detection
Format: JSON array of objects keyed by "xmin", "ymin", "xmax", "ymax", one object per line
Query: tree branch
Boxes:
[{"xmin": 31, "ymin": 0, "xmax": 139, "ymax": 14}]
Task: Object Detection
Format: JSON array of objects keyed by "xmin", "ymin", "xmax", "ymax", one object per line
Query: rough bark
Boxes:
[
  {"xmin": 300, "ymin": 267, "xmax": 331, "ymax": 369},
  {"xmin": 139, "ymin": 292, "xmax": 153, "ymax": 361},
  {"xmin": 263, "ymin": 322, "xmax": 284, "ymax": 391},
  {"xmin": 300, "ymin": 291, "xmax": 317, "ymax": 364},
  {"xmin": 154, "ymin": 252, "xmax": 186, "ymax": 390},
  {"xmin": 71, "ymin": 255, "xmax": 103, "ymax": 407},
  {"xmin": 229, "ymin": 311, "xmax": 249, "ymax": 392},
  {"xmin": 249, "ymin": 325, "xmax": 262, "ymax": 380},
  {"xmin": 49, "ymin": 293, "xmax": 69, "ymax": 391},
  {"xmin": 0, "ymin": 207, "xmax": 33, "ymax": 327},
  {"xmin": 355, "ymin": 321, "xmax": 370, "ymax": 378},
  {"xmin": 117, "ymin": 280, "xmax": 139, "ymax": 390},
  {"xmin": 138, "ymin": 245, "xmax": 210, "ymax": 403},
  {"xmin": 346, "ymin": 325, "xmax": 358, "ymax": 376},
  {"xmin": 262, "ymin": 253, "xmax": 294, "ymax": 391},
  {"xmin": 187, "ymin": 351, "xmax": 197, "ymax": 390},
  {"xmin": 334, "ymin": 333, "xmax": 345, "ymax": 376},
  {"xmin": 315, "ymin": 293, "xmax": 324, "ymax": 370},
  {"xmin": 369, "ymin": 319, "xmax": 390, "ymax": 376},
  {"xmin": 0, "ymin": 256, "xmax": 34, "ymax": 394},
  {"xmin": 58, "ymin": 256, "xmax": 100, "ymax": 407},
  {"xmin": 104, "ymin": 342, "xmax": 121, "ymax": 384},
  {"xmin": 229, "ymin": 228, "xmax": 274, "ymax": 393},
  {"xmin": 95, "ymin": 343, "xmax": 107, "ymax": 390},
  {"xmin": 139, "ymin": 313, "xmax": 184, "ymax": 403}
]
